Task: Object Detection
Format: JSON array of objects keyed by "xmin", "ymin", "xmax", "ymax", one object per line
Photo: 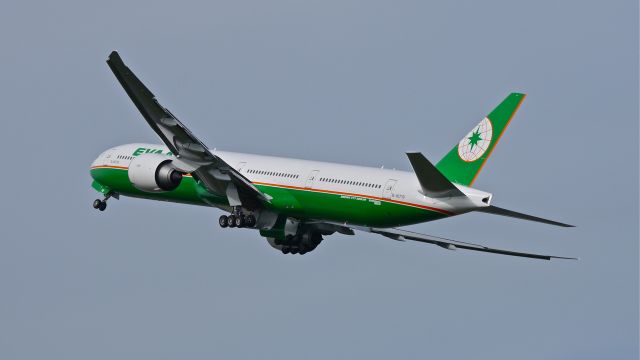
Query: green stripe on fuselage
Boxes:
[
  {"xmin": 90, "ymin": 167, "xmax": 214, "ymax": 206},
  {"xmin": 90, "ymin": 167, "xmax": 447, "ymax": 227}
]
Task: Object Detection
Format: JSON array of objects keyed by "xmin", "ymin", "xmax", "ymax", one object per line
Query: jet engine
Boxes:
[{"xmin": 128, "ymin": 154, "xmax": 183, "ymax": 192}]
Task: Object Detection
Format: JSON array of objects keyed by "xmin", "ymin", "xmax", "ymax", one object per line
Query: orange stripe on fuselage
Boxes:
[
  {"xmin": 89, "ymin": 166, "xmax": 452, "ymax": 216},
  {"xmin": 90, "ymin": 165, "xmax": 129, "ymax": 170},
  {"xmin": 252, "ymin": 181, "xmax": 453, "ymax": 216},
  {"xmin": 90, "ymin": 165, "xmax": 192, "ymax": 177}
]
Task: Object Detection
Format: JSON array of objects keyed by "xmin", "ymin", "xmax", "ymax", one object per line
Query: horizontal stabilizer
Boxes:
[
  {"xmin": 476, "ymin": 205, "xmax": 574, "ymax": 227},
  {"xmin": 406, "ymin": 152, "xmax": 467, "ymax": 198}
]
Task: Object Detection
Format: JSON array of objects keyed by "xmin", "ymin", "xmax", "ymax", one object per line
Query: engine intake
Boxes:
[{"xmin": 128, "ymin": 154, "xmax": 183, "ymax": 192}]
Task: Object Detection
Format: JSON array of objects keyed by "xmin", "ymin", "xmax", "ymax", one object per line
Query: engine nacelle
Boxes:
[{"xmin": 128, "ymin": 154, "xmax": 183, "ymax": 192}]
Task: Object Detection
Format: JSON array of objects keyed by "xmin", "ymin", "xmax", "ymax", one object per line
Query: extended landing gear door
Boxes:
[
  {"xmin": 382, "ymin": 179, "xmax": 397, "ymax": 199},
  {"xmin": 305, "ymin": 170, "xmax": 319, "ymax": 189}
]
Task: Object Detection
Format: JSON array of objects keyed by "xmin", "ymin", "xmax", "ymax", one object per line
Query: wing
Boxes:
[
  {"xmin": 106, "ymin": 51, "xmax": 270, "ymax": 207},
  {"xmin": 323, "ymin": 222, "xmax": 576, "ymax": 260}
]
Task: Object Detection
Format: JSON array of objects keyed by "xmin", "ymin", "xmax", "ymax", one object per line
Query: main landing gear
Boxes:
[
  {"xmin": 219, "ymin": 207, "xmax": 256, "ymax": 229},
  {"xmin": 92, "ymin": 192, "xmax": 116, "ymax": 212}
]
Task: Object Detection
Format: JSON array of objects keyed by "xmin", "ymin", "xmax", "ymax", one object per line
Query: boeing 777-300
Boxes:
[{"xmin": 90, "ymin": 51, "xmax": 575, "ymax": 260}]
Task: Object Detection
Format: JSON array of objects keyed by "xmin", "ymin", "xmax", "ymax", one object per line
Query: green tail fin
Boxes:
[{"xmin": 435, "ymin": 93, "xmax": 526, "ymax": 186}]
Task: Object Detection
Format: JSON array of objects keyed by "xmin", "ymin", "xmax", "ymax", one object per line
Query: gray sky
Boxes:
[{"xmin": 1, "ymin": 1, "xmax": 637, "ymax": 359}]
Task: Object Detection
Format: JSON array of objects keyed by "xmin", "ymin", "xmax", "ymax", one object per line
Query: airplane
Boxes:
[{"xmin": 90, "ymin": 51, "xmax": 575, "ymax": 260}]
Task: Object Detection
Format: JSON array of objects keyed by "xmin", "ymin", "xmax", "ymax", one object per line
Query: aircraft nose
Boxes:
[
  {"xmin": 90, "ymin": 150, "xmax": 109, "ymax": 179},
  {"xmin": 90, "ymin": 157, "xmax": 101, "ymax": 181},
  {"xmin": 90, "ymin": 156, "xmax": 101, "ymax": 169}
]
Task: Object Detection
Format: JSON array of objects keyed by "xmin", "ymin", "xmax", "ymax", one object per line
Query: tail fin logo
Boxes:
[{"xmin": 457, "ymin": 117, "xmax": 493, "ymax": 162}]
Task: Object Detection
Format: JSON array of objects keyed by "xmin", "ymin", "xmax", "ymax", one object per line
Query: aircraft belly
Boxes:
[
  {"xmin": 256, "ymin": 184, "xmax": 448, "ymax": 227},
  {"xmin": 89, "ymin": 167, "xmax": 449, "ymax": 226}
]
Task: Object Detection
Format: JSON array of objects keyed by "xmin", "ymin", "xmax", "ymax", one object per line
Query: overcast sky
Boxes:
[{"xmin": 1, "ymin": 1, "xmax": 638, "ymax": 359}]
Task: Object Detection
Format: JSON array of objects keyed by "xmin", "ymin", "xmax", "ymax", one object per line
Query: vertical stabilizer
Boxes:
[{"xmin": 436, "ymin": 93, "xmax": 525, "ymax": 186}]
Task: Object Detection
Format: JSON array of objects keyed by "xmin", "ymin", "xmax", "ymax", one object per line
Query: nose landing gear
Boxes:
[
  {"xmin": 92, "ymin": 192, "xmax": 117, "ymax": 212},
  {"xmin": 93, "ymin": 199, "xmax": 107, "ymax": 211}
]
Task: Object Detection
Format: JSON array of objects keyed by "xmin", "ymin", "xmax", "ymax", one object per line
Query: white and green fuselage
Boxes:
[
  {"xmin": 91, "ymin": 143, "xmax": 491, "ymax": 228},
  {"xmin": 92, "ymin": 51, "xmax": 574, "ymax": 259}
]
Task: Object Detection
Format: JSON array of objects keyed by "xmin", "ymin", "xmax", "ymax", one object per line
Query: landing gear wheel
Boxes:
[
  {"xmin": 93, "ymin": 199, "xmax": 106, "ymax": 211},
  {"xmin": 93, "ymin": 199, "xmax": 102, "ymax": 209},
  {"xmin": 245, "ymin": 214, "xmax": 256, "ymax": 228},
  {"xmin": 219, "ymin": 215, "xmax": 229, "ymax": 228},
  {"xmin": 234, "ymin": 215, "xmax": 245, "ymax": 228},
  {"xmin": 282, "ymin": 247, "xmax": 290, "ymax": 254},
  {"xmin": 227, "ymin": 214, "xmax": 237, "ymax": 228}
]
